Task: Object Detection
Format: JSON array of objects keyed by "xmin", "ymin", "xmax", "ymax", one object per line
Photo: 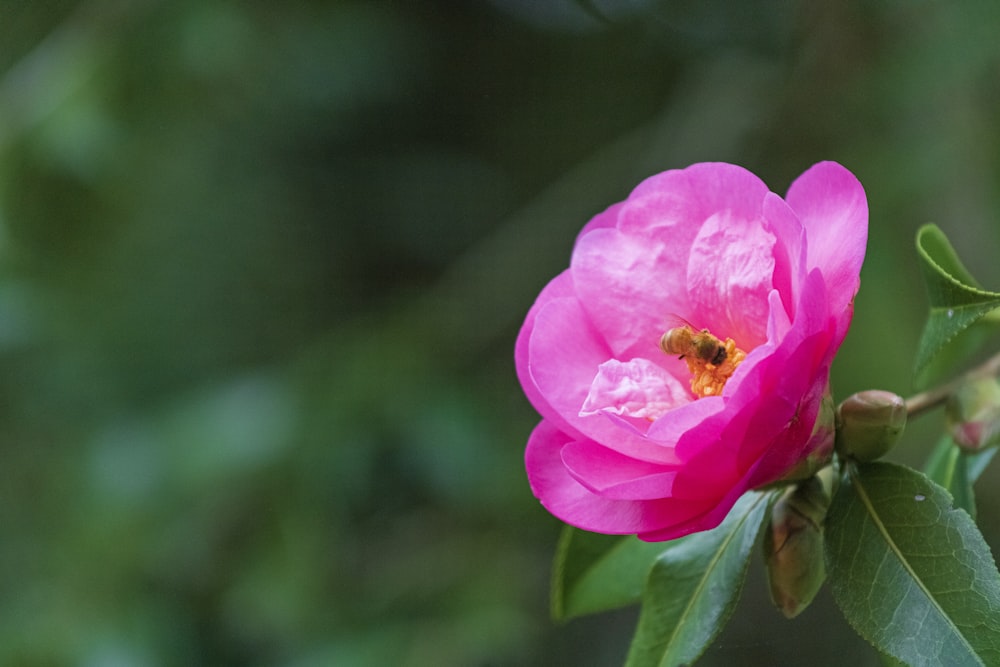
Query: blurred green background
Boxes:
[{"xmin": 2, "ymin": 1, "xmax": 999, "ymax": 665}]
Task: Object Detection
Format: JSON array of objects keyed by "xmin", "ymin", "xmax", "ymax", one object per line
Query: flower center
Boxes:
[{"xmin": 659, "ymin": 325, "xmax": 747, "ymax": 398}]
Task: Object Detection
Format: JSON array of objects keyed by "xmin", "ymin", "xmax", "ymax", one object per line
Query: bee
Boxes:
[{"xmin": 659, "ymin": 323, "xmax": 728, "ymax": 366}]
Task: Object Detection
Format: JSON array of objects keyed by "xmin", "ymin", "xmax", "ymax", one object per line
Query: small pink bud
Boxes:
[
  {"xmin": 946, "ymin": 378, "xmax": 1000, "ymax": 451},
  {"xmin": 835, "ymin": 390, "xmax": 906, "ymax": 462}
]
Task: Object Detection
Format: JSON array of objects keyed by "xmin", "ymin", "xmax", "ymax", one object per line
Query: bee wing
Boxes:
[{"xmin": 664, "ymin": 314, "xmax": 698, "ymax": 330}]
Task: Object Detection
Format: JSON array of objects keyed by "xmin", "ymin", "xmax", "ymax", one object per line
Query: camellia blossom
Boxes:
[{"xmin": 515, "ymin": 162, "xmax": 867, "ymax": 541}]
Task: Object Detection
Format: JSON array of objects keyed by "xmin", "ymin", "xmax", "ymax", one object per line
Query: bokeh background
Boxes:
[{"xmin": 2, "ymin": 1, "xmax": 1000, "ymax": 665}]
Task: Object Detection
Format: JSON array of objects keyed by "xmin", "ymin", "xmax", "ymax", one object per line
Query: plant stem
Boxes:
[{"xmin": 904, "ymin": 349, "xmax": 1000, "ymax": 419}]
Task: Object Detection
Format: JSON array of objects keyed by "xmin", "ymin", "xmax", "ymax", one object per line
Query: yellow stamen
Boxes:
[{"xmin": 684, "ymin": 337, "xmax": 746, "ymax": 398}]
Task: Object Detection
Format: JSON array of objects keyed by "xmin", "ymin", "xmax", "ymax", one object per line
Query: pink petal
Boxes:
[
  {"xmin": 561, "ymin": 440, "xmax": 679, "ymax": 500},
  {"xmin": 637, "ymin": 480, "xmax": 753, "ymax": 542},
  {"xmin": 575, "ymin": 201, "xmax": 623, "ymax": 240},
  {"xmin": 721, "ymin": 271, "xmax": 835, "ymax": 477},
  {"xmin": 681, "ymin": 162, "xmax": 771, "ymax": 223},
  {"xmin": 785, "ymin": 161, "xmax": 868, "ymax": 314},
  {"xmin": 515, "ymin": 271, "xmax": 580, "ymax": 437},
  {"xmin": 625, "ymin": 167, "xmax": 699, "ymax": 204},
  {"xmin": 527, "ymin": 296, "xmax": 680, "ymax": 464},
  {"xmin": 745, "ymin": 372, "xmax": 831, "ymax": 489},
  {"xmin": 644, "ymin": 393, "xmax": 727, "ymax": 450},
  {"xmin": 618, "ymin": 171, "xmax": 706, "ymax": 236},
  {"xmin": 525, "ymin": 421, "xmax": 709, "ymax": 534},
  {"xmin": 761, "ymin": 192, "xmax": 807, "ymax": 320},
  {"xmin": 765, "ymin": 289, "xmax": 792, "ymax": 343},
  {"xmin": 580, "ymin": 358, "xmax": 692, "ymax": 421},
  {"xmin": 570, "ymin": 163, "xmax": 781, "ymax": 360},
  {"xmin": 663, "ymin": 438, "xmax": 743, "ymax": 503},
  {"xmin": 685, "ymin": 210, "xmax": 777, "ymax": 349},
  {"xmin": 571, "ymin": 226, "xmax": 690, "ymax": 360}
]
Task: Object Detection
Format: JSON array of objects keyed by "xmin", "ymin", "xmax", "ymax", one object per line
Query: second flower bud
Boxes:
[{"xmin": 835, "ymin": 390, "xmax": 907, "ymax": 462}]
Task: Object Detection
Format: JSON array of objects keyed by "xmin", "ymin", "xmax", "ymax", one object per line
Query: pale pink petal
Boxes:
[
  {"xmin": 785, "ymin": 161, "xmax": 868, "ymax": 313},
  {"xmin": 575, "ymin": 201, "xmax": 623, "ymax": 241},
  {"xmin": 571, "ymin": 227, "xmax": 689, "ymax": 360},
  {"xmin": 528, "ymin": 297, "xmax": 680, "ymax": 464},
  {"xmin": 618, "ymin": 171, "xmax": 707, "ymax": 240},
  {"xmin": 682, "ymin": 162, "xmax": 771, "ymax": 222},
  {"xmin": 580, "ymin": 358, "xmax": 692, "ymax": 421},
  {"xmin": 685, "ymin": 210, "xmax": 776, "ymax": 349},
  {"xmin": 626, "ymin": 167, "xmax": 699, "ymax": 204},
  {"xmin": 527, "ymin": 297, "xmax": 609, "ymax": 431}
]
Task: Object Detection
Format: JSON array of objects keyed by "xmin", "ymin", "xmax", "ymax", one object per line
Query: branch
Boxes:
[{"xmin": 904, "ymin": 349, "xmax": 1000, "ymax": 419}]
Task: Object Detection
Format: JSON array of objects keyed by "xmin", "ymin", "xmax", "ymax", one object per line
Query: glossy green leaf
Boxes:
[
  {"xmin": 825, "ymin": 462, "xmax": 1000, "ymax": 667},
  {"xmin": 923, "ymin": 437, "xmax": 998, "ymax": 519},
  {"xmin": 551, "ymin": 526, "xmax": 675, "ymax": 621},
  {"xmin": 624, "ymin": 491, "xmax": 773, "ymax": 667},
  {"xmin": 914, "ymin": 224, "xmax": 1000, "ymax": 380}
]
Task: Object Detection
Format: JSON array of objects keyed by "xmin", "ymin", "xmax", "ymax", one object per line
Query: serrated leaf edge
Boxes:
[
  {"xmin": 913, "ymin": 225, "xmax": 1000, "ymax": 376},
  {"xmin": 916, "ymin": 224, "xmax": 996, "ymax": 300},
  {"xmin": 921, "ymin": 272, "xmax": 1000, "ymax": 303},
  {"xmin": 915, "ymin": 302, "xmax": 1000, "ymax": 379}
]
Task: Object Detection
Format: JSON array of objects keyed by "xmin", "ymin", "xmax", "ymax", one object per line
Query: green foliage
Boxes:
[
  {"xmin": 624, "ymin": 492, "xmax": 774, "ymax": 667},
  {"xmin": 924, "ymin": 437, "xmax": 998, "ymax": 519},
  {"xmin": 552, "ymin": 526, "xmax": 677, "ymax": 621},
  {"xmin": 825, "ymin": 462, "xmax": 1000, "ymax": 667},
  {"xmin": 878, "ymin": 653, "xmax": 908, "ymax": 667},
  {"xmin": 914, "ymin": 225, "xmax": 1000, "ymax": 381}
]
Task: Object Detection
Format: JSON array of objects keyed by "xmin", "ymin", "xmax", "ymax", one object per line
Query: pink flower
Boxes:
[{"xmin": 516, "ymin": 162, "xmax": 867, "ymax": 541}]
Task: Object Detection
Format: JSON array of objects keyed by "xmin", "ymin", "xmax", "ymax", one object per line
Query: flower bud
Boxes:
[
  {"xmin": 835, "ymin": 390, "xmax": 907, "ymax": 462},
  {"xmin": 763, "ymin": 471, "xmax": 832, "ymax": 618},
  {"xmin": 946, "ymin": 378, "xmax": 1000, "ymax": 451}
]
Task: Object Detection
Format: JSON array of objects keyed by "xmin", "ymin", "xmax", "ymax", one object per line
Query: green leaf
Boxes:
[
  {"xmin": 624, "ymin": 491, "xmax": 773, "ymax": 667},
  {"xmin": 924, "ymin": 437, "xmax": 974, "ymax": 518},
  {"xmin": 825, "ymin": 462, "xmax": 1000, "ymax": 667},
  {"xmin": 551, "ymin": 526, "xmax": 675, "ymax": 621},
  {"xmin": 914, "ymin": 224, "xmax": 1000, "ymax": 380},
  {"xmin": 878, "ymin": 653, "xmax": 907, "ymax": 667},
  {"xmin": 924, "ymin": 437, "xmax": 998, "ymax": 486},
  {"xmin": 917, "ymin": 321, "xmax": 1000, "ymax": 388},
  {"xmin": 923, "ymin": 437, "xmax": 998, "ymax": 520},
  {"xmin": 968, "ymin": 446, "xmax": 998, "ymax": 481}
]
